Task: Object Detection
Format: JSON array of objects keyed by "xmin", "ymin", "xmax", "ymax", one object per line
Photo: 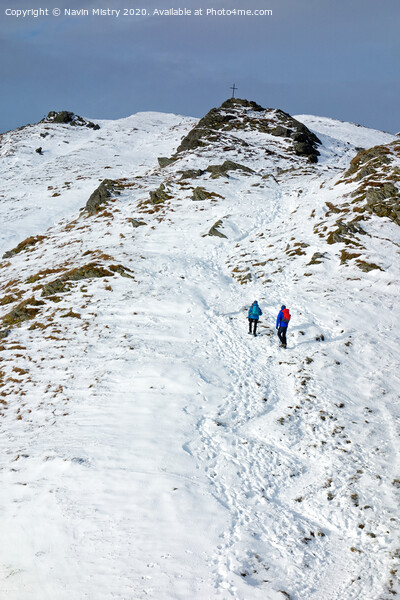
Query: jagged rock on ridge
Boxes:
[
  {"xmin": 174, "ymin": 98, "xmax": 321, "ymax": 162},
  {"xmin": 365, "ymin": 183, "xmax": 400, "ymax": 225},
  {"xmin": 206, "ymin": 160, "xmax": 254, "ymax": 178},
  {"xmin": 339, "ymin": 142, "xmax": 400, "ymax": 225},
  {"xmin": 178, "ymin": 169, "xmax": 206, "ymax": 180},
  {"xmin": 149, "ymin": 183, "xmax": 173, "ymax": 204},
  {"xmin": 308, "ymin": 252, "xmax": 329, "ymax": 265},
  {"xmin": 327, "ymin": 220, "xmax": 367, "ymax": 244},
  {"xmin": 271, "ymin": 126, "xmax": 292, "ymax": 138},
  {"xmin": 192, "ymin": 187, "xmax": 224, "ymax": 201},
  {"xmin": 294, "ymin": 142, "xmax": 319, "ymax": 162},
  {"xmin": 203, "ymin": 220, "xmax": 227, "ymax": 238},
  {"xmin": 41, "ymin": 262, "xmax": 133, "ymax": 297},
  {"xmin": 356, "ymin": 260, "xmax": 384, "ymax": 272},
  {"xmin": 220, "ymin": 98, "xmax": 265, "ymax": 112},
  {"xmin": 158, "ymin": 157, "xmax": 177, "ymax": 168},
  {"xmin": 44, "ymin": 111, "xmax": 100, "ymax": 130},
  {"xmin": 192, "ymin": 187, "xmax": 213, "ymax": 201},
  {"xmin": 85, "ymin": 179, "xmax": 122, "ymax": 215},
  {"xmin": 345, "ymin": 145, "xmax": 392, "ymax": 179},
  {"xmin": 130, "ymin": 218, "xmax": 147, "ymax": 228}
]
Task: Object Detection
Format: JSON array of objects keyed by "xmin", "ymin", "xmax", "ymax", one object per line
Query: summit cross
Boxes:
[{"xmin": 230, "ymin": 83, "xmax": 237, "ymax": 98}]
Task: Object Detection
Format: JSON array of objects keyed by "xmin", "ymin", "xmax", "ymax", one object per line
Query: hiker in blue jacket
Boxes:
[
  {"xmin": 276, "ymin": 305, "xmax": 291, "ymax": 348},
  {"xmin": 248, "ymin": 301, "xmax": 262, "ymax": 337}
]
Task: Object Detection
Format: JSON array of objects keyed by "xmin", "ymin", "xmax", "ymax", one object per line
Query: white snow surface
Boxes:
[
  {"xmin": 0, "ymin": 112, "xmax": 197, "ymax": 257},
  {"xmin": 294, "ymin": 114, "xmax": 397, "ymax": 149},
  {"xmin": 0, "ymin": 110, "xmax": 399, "ymax": 600}
]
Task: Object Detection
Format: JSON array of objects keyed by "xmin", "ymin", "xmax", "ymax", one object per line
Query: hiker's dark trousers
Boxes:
[
  {"xmin": 277, "ymin": 326, "xmax": 287, "ymax": 345},
  {"xmin": 249, "ymin": 318, "xmax": 258, "ymax": 335}
]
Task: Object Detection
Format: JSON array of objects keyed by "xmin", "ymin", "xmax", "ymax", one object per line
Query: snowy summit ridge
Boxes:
[{"xmin": 0, "ymin": 99, "xmax": 399, "ymax": 600}]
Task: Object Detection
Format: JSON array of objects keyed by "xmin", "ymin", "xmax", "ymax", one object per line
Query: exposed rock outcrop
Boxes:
[
  {"xmin": 158, "ymin": 157, "xmax": 177, "ymax": 168},
  {"xmin": 149, "ymin": 183, "xmax": 173, "ymax": 205},
  {"xmin": 43, "ymin": 111, "xmax": 100, "ymax": 130},
  {"xmin": 344, "ymin": 146, "xmax": 392, "ymax": 180},
  {"xmin": 174, "ymin": 98, "xmax": 321, "ymax": 162},
  {"xmin": 85, "ymin": 179, "xmax": 122, "ymax": 215},
  {"xmin": 41, "ymin": 262, "xmax": 133, "ymax": 297},
  {"xmin": 339, "ymin": 141, "xmax": 400, "ymax": 226},
  {"xmin": 130, "ymin": 218, "xmax": 147, "ymax": 228},
  {"xmin": 192, "ymin": 187, "xmax": 213, "ymax": 201},
  {"xmin": 326, "ymin": 220, "xmax": 367, "ymax": 245},
  {"xmin": 365, "ymin": 183, "xmax": 400, "ymax": 225},
  {"xmin": 206, "ymin": 160, "xmax": 254, "ymax": 178},
  {"xmin": 178, "ymin": 169, "xmax": 206, "ymax": 180},
  {"xmin": 204, "ymin": 220, "xmax": 227, "ymax": 238}
]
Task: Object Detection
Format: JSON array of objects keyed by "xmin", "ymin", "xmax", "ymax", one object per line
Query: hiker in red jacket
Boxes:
[{"xmin": 276, "ymin": 305, "xmax": 291, "ymax": 348}]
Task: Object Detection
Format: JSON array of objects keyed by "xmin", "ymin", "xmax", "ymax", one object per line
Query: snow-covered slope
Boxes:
[
  {"xmin": 294, "ymin": 114, "xmax": 397, "ymax": 149},
  {"xmin": 0, "ymin": 102, "xmax": 399, "ymax": 600},
  {"xmin": 0, "ymin": 111, "xmax": 197, "ymax": 256}
]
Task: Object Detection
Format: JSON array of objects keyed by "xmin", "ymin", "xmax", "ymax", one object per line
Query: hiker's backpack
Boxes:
[
  {"xmin": 250, "ymin": 304, "xmax": 260, "ymax": 318},
  {"xmin": 282, "ymin": 308, "xmax": 291, "ymax": 323}
]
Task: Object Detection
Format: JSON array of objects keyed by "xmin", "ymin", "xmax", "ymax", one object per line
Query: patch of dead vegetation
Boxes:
[
  {"xmin": 25, "ymin": 266, "xmax": 66, "ymax": 284},
  {"xmin": 2, "ymin": 235, "xmax": 46, "ymax": 259},
  {"xmin": 60, "ymin": 309, "xmax": 81, "ymax": 319},
  {"xmin": 0, "ymin": 293, "xmax": 23, "ymax": 306},
  {"xmin": 285, "ymin": 242, "xmax": 309, "ymax": 257},
  {"xmin": 1, "ymin": 297, "xmax": 45, "ymax": 327}
]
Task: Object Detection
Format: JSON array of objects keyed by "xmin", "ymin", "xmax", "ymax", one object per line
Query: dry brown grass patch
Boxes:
[
  {"xmin": 3, "ymin": 235, "xmax": 46, "ymax": 259},
  {"xmin": 12, "ymin": 367, "xmax": 29, "ymax": 375}
]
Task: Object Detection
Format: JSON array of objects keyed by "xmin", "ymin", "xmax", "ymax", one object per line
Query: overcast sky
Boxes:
[{"xmin": 1, "ymin": 0, "xmax": 399, "ymax": 133}]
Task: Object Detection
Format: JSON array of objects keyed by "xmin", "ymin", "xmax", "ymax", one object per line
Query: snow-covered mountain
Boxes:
[{"xmin": 0, "ymin": 100, "xmax": 399, "ymax": 600}]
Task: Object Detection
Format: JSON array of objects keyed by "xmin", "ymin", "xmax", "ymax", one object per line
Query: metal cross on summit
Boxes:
[{"xmin": 230, "ymin": 83, "xmax": 238, "ymax": 98}]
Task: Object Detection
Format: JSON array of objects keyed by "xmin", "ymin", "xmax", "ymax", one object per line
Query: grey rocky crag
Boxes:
[
  {"xmin": 192, "ymin": 187, "xmax": 213, "ymax": 201},
  {"xmin": 149, "ymin": 183, "xmax": 173, "ymax": 205},
  {"xmin": 178, "ymin": 169, "xmax": 206, "ymax": 180},
  {"xmin": 41, "ymin": 263, "xmax": 133, "ymax": 298},
  {"xmin": 178, "ymin": 162, "xmax": 253, "ymax": 181},
  {"xmin": 158, "ymin": 157, "xmax": 177, "ymax": 168},
  {"xmin": 192, "ymin": 187, "xmax": 224, "ymax": 201},
  {"xmin": 174, "ymin": 98, "xmax": 321, "ymax": 163},
  {"xmin": 307, "ymin": 252, "xmax": 329, "ymax": 265},
  {"xmin": 43, "ymin": 111, "xmax": 100, "ymax": 130},
  {"xmin": 326, "ymin": 220, "xmax": 367, "ymax": 245},
  {"xmin": 312, "ymin": 140, "xmax": 400, "ymax": 273},
  {"xmin": 339, "ymin": 141, "xmax": 400, "ymax": 226},
  {"xmin": 85, "ymin": 179, "xmax": 123, "ymax": 215},
  {"xmin": 206, "ymin": 160, "xmax": 254, "ymax": 178},
  {"xmin": 130, "ymin": 218, "xmax": 147, "ymax": 228},
  {"xmin": 203, "ymin": 220, "xmax": 227, "ymax": 238},
  {"xmin": 364, "ymin": 183, "xmax": 400, "ymax": 224}
]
